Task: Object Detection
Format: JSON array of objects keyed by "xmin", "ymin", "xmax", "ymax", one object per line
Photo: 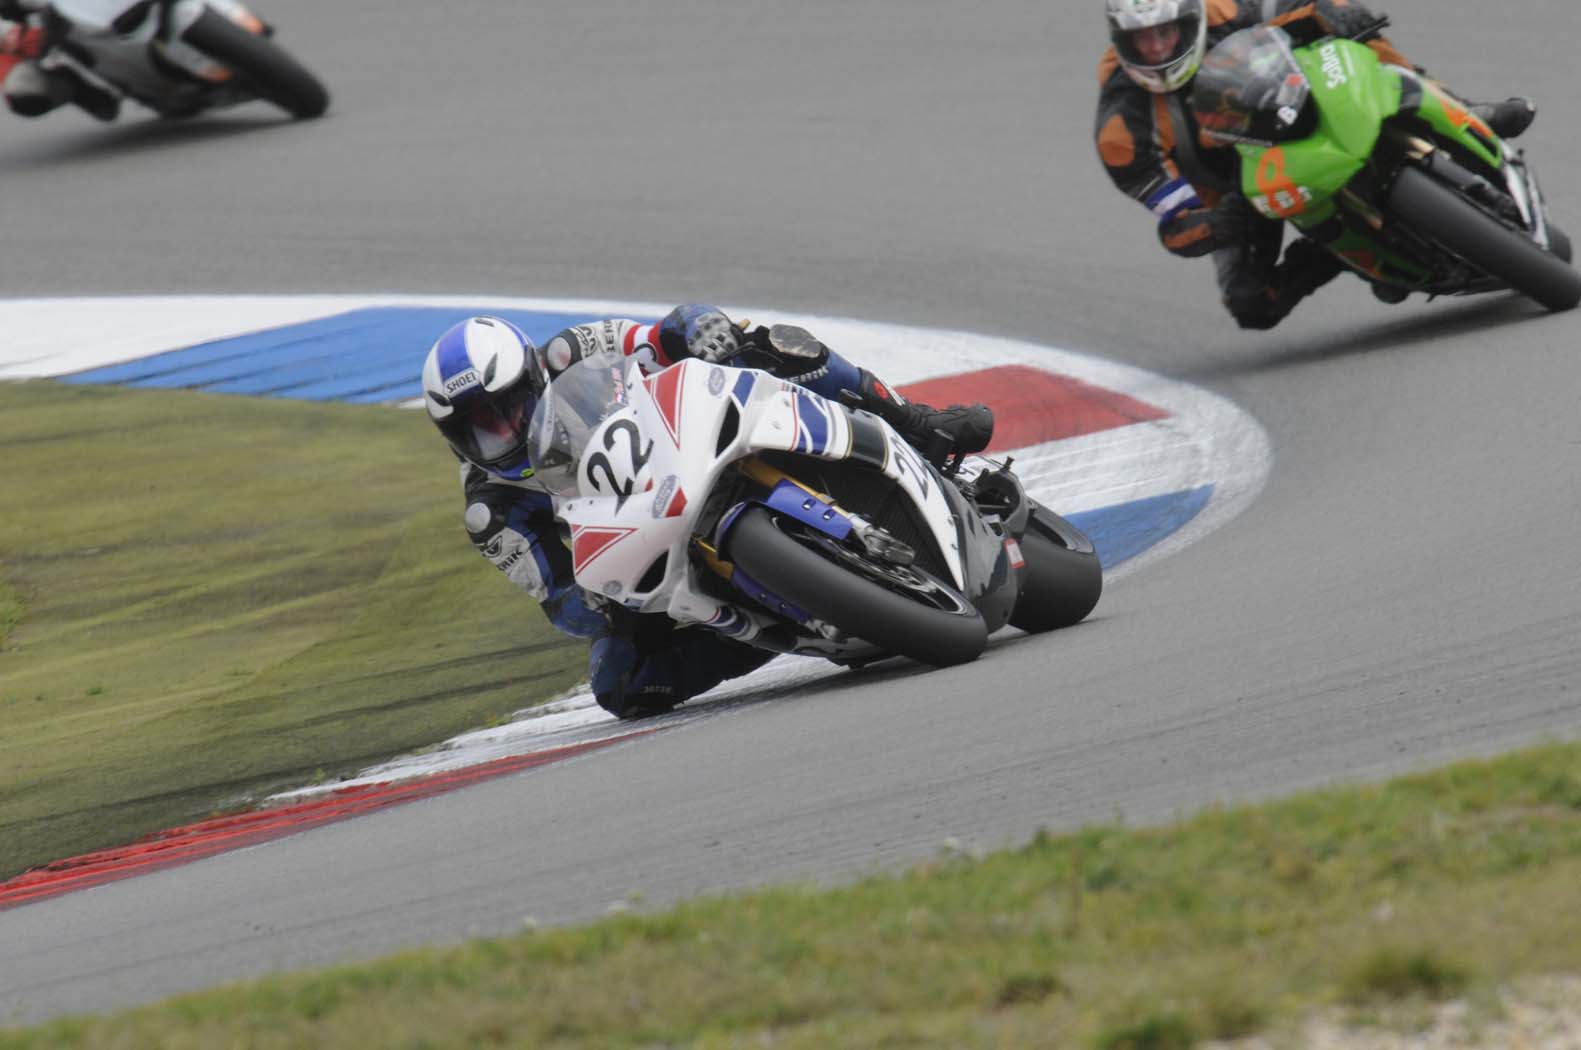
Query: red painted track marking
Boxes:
[
  {"xmin": 0, "ymin": 730, "xmax": 655, "ymax": 913},
  {"xmin": 898, "ymin": 365, "xmax": 1168, "ymax": 453}
]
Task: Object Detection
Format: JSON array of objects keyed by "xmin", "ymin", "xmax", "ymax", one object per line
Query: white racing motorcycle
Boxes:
[
  {"xmin": 35, "ymin": 0, "xmax": 327, "ymax": 118},
  {"xmin": 527, "ymin": 329, "xmax": 1104, "ymax": 669}
]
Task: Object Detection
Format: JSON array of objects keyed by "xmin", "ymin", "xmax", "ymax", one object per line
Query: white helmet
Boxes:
[
  {"xmin": 1106, "ymin": 0, "xmax": 1208, "ymax": 94},
  {"xmin": 422, "ymin": 316, "xmax": 546, "ymax": 481}
]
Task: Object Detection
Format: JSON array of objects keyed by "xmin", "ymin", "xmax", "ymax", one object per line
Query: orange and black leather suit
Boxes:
[{"xmin": 1095, "ymin": 0, "xmax": 1412, "ymax": 329}]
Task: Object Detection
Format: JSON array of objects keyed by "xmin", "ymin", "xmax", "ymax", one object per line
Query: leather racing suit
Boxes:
[{"xmin": 1095, "ymin": 0, "xmax": 1414, "ymax": 329}]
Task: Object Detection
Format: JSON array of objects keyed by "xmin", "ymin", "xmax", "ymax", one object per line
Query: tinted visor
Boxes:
[
  {"xmin": 1113, "ymin": 15, "xmax": 1199, "ymax": 70},
  {"xmin": 439, "ymin": 385, "xmax": 537, "ymax": 472}
]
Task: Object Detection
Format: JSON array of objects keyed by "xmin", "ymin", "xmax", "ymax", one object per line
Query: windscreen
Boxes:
[
  {"xmin": 526, "ymin": 353, "xmax": 634, "ymax": 497},
  {"xmin": 1191, "ymin": 25, "xmax": 1312, "ymax": 147}
]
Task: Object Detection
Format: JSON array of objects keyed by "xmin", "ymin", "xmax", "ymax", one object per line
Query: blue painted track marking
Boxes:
[
  {"xmin": 1069, "ymin": 485, "xmax": 1213, "ymax": 569},
  {"xmin": 62, "ymin": 307, "xmax": 640, "ymax": 402}
]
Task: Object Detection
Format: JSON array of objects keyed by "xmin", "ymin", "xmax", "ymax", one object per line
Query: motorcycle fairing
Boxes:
[
  {"xmin": 1229, "ymin": 36, "xmax": 1534, "ymax": 289},
  {"xmin": 551, "ymin": 360, "xmax": 976, "ymax": 658}
]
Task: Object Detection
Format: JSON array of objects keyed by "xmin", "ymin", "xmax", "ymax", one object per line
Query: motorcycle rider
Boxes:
[
  {"xmin": 1096, "ymin": 0, "xmax": 1538, "ymax": 329},
  {"xmin": 0, "ymin": 0, "xmax": 120, "ymax": 120},
  {"xmin": 423, "ymin": 306, "xmax": 995, "ymax": 720}
]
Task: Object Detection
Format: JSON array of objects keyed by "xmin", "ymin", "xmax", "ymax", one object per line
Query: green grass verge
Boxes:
[
  {"xmin": 0, "ymin": 381, "xmax": 584, "ymax": 880},
  {"xmin": 4, "ymin": 742, "xmax": 1578, "ymax": 1049}
]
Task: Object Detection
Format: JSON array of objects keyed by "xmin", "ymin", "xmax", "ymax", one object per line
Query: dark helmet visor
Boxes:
[{"xmin": 438, "ymin": 385, "xmax": 537, "ymax": 472}]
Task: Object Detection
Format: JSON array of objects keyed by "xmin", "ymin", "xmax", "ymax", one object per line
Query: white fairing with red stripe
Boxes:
[{"xmin": 551, "ymin": 358, "xmax": 968, "ymax": 645}]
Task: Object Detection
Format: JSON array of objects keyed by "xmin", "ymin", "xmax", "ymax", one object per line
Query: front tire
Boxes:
[
  {"xmin": 1008, "ymin": 513, "xmax": 1103, "ymax": 633},
  {"xmin": 1387, "ymin": 165, "xmax": 1581, "ymax": 312},
  {"xmin": 182, "ymin": 11, "xmax": 329, "ymax": 119},
  {"xmin": 1549, "ymin": 224, "xmax": 1573, "ymax": 265},
  {"xmin": 725, "ymin": 507, "xmax": 988, "ymax": 668}
]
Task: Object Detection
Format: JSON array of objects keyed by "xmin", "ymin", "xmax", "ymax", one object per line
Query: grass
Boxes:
[
  {"xmin": 3, "ymin": 740, "xmax": 1578, "ymax": 1049},
  {"xmin": 0, "ymin": 381, "xmax": 585, "ymax": 880}
]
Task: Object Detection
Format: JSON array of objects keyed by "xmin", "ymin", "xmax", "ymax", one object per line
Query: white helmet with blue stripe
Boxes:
[{"xmin": 422, "ymin": 316, "xmax": 546, "ymax": 480}]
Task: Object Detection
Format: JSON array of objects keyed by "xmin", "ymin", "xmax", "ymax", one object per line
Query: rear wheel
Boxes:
[
  {"xmin": 725, "ymin": 507, "xmax": 987, "ymax": 667},
  {"xmin": 1387, "ymin": 165, "xmax": 1581, "ymax": 312},
  {"xmin": 182, "ymin": 11, "xmax": 329, "ymax": 119},
  {"xmin": 1008, "ymin": 513, "xmax": 1103, "ymax": 633}
]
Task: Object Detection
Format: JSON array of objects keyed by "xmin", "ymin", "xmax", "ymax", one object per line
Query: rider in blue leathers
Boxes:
[{"xmin": 422, "ymin": 306, "xmax": 994, "ymax": 719}]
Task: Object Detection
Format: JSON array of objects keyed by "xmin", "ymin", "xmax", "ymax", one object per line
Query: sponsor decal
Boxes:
[
  {"xmin": 708, "ymin": 366, "xmax": 727, "ymax": 396},
  {"xmin": 1004, "ymin": 537, "xmax": 1026, "ymax": 570},
  {"xmin": 1251, "ymin": 184, "xmax": 1313, "ymax": 219},
  {"xmin": 1319, "ymin": 42, "xmax": 1347, "ymax": 90},
  {"xmin": 651, "ymin": 474, "xmax": 679, "ymax": 518},
  {"xmin": 443, "ymin": 369, "xmax": 479, "ymax": 394}
]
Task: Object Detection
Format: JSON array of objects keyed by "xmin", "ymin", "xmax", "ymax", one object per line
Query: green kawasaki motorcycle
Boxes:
[{"xmin": 1190, "ymin": 22, "xmax": 1580, "ymax": 312}]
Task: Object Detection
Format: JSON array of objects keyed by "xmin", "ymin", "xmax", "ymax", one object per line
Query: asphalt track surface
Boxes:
[{"xmin": 3, "ymin": 0, "xmax": 1580, "ymax": 1024}]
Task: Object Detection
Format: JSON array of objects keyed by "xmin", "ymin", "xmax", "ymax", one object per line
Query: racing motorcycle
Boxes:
[
  {"xmin": 29, "ymin": 0, "xmax": 327, "ymax": 119},
  {"xmin": 1189, "ymin": 21, "xmax": 1579, "ymax": 311},
  {"xmin": 526, "ymin": 333, "xmax": 1103, "ymax": 670}
]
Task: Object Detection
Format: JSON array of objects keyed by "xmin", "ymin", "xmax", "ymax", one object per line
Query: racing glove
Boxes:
[{"xmin": 658, "ymin": 304, "xmax": 743, "ymax": 364}]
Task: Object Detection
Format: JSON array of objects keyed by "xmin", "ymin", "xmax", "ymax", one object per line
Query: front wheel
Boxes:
[
  {"xmin": 1387, "ymin": 165, "xmax": 1581, "ymax": 312},
  {"xmin": 182, "ymin": 10, "xmax": 329, "ymax": 119},
  {"xmin": 725, "ymin": 507, "xmax": 988, "ymax": 667},
  {"xmin": 1549, "ymin": 224, "xmax": 1573, "ymax": 265}
]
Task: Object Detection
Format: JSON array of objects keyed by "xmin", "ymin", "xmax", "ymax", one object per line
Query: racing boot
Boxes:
[
  {"xmin": 854, "ymin": 369, "xmax": 994, "ymax": 455},
  {"xmin": 1470, "ymin": 96, "xmax": 1536, "ymax": 140},
  {"xmin": 1371, "ymin": 282, "xmax": 1410, "ymax": 305}
]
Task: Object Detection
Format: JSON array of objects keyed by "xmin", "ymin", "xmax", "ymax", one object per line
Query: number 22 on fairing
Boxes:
[{"xmin": 583, "ymin": 417, "xmax": 654, "ymax": 510}]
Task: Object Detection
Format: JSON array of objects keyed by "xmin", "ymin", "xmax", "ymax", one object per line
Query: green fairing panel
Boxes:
[
  {"xmin": 1237, "ymin": 40, "xmax": 1400, "ymax": 229},
  {"xmin": 1402, "ymin": 69, "xmax": 1505, "ymax": 170}
]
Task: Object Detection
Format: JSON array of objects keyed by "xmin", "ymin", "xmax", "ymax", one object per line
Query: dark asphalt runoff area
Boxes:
[{"xmin": 1, "ymin": 0, "xmax": 1579, "ymax": 1024}]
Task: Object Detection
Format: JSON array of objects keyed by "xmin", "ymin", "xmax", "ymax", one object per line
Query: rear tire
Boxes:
[
  {"xmin": 182, "ymin": 11, "xmax": 329, "ymax": 119},
  {"xmin": 726, "ymin": 507, "xmax": 987, "ymax": 668},
  {"xmin": 1387, "ymin": 165, "xmax": 1581, "ymax": 312},
  {"xmin": 1008, "ymin": 514, "xmax": 1103, "ymax": 633}
]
